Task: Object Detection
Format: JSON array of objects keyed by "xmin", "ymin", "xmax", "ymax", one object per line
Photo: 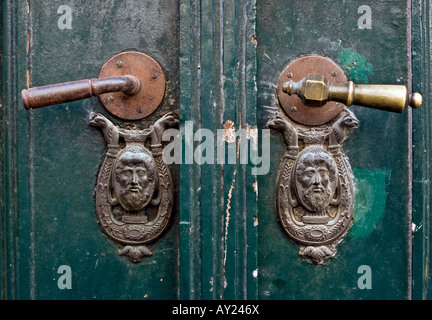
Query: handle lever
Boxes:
[
  {"xmin": 282, "ymin": 74, "xmax": 422, "ymax": 113},
  {"xmin": 21, "ymin": 75, "xmax": 141, "ymax": 110},
  {"xmin": 21, "ymin": 51, "xmax": 166, "ymax": 120}
]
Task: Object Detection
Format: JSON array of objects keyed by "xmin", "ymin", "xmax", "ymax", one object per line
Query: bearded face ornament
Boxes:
[
  {"xmin": 111, "ymin": 146, "xmax": 157, "ymax": 214},
  {"xmin": 268, "ymin": 109, "xmax": 359, "ymax": 264},
  {"xmin": 295, "ymin": 147, "xmax": 340, "ymax": 221},
  {"xmin": 89, "ymin": 112, "xmax": 177, "ymax": 263}
]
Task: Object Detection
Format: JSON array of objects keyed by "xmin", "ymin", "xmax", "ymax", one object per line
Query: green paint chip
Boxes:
[
  {"xmin": 337, "ymin": 49, "xmax": 373, "ymax": 83},
  {"xmin": 351, "ymin": 168, "xmax": 391, "ymax": 239}
]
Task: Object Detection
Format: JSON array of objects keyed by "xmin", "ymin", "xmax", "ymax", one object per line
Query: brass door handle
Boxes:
[
  {"xmin": 282, "ymin": 74, "xmax": 422, "ymax": 113},
  {"xmin": 21, "ymin": 51, "xmax": 166, "ymax": 120},
  {"xmin": 270, "ymin": 55, "xmax": 424, "ymax": 264}
]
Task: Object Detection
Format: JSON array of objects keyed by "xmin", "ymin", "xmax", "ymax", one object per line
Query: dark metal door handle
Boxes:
[
  {"xmin": 22, "ymin": 75, "xmax": 141, "ymax": 109},
  {"xmin": 21, "ymin": 51, "xmax": 177, "ymax": 263},
  {"xmin": 21, "ymin": 51, "xmax": 166, "ymax": 120}
]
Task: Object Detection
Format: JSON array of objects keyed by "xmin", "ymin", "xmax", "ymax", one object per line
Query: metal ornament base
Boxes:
[
  {"xmin": 89, "ymin": 112, "xmax": 178, "ymax": 263},
  {"xmin": 277, "ymin": 55, "xmax": 347, "ymax": 126},
  {"xmin": 98, "ymin": 51, "xmax": 166, "ymax": 120},
  {"xmin": 268, "ymin": 108, "xmax": 359, "ymax": 264}
]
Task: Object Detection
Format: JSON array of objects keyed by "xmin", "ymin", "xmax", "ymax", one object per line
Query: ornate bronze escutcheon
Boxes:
[
  {"xmin": 270, "ymin": 55, "xmax": 421, "ymax": 264},
  {"xmin": 268, "ymin": 108, "xmax": 358, "ymax": 264},
  {"xmin": 89, "ymin": 112, "xmax": 177, "ymax": 263}
]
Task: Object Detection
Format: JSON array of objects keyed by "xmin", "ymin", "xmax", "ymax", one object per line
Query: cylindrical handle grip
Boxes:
[
  {"xmin": 21, "ymin": 75, "xmax": 141, "ymax": 109},
  {"xmin": 329, "ymin": 82, "xmax": 423, "ymax": 113},
  {"xmin": 282, "ymin": 74, "xmax": 422, "ymax": 113}
]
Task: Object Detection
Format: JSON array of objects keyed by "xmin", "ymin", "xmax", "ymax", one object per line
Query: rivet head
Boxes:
[{"xmin": 116, "ymin": 60, "xmax": 123, "ymax": 68}]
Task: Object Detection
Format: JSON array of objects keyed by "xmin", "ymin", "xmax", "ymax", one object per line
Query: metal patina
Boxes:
[
  {"xmin": 268, "ymin": 107, "xmax": 359, "ymax": 264},
  {"xmin": 283, "ymin": 74, "xmax": 422, "ymax": 113},
  {"xmin": 276, "ymin": 56, "xmax": 347, "ymax": 126},
  {"xmin": 21, "ymin": 51, "xmax": 166, "ymax": 120},
  {"xmin": 89, "ymin": 112, "xmax": 178, "ymax": 263},
  {"xmin": 271, "ymin": 55, "xmax": 422, "ymax": 263},
  {"xmin": 98, "ymin": 51, "xmax": 166, "ymax": 120}
]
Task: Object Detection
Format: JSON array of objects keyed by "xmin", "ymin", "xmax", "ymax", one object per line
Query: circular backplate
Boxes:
[
  {"xmin": 277, "ymin": 56, "xmax": 347, "ymax": 126},
  {"xmin": 98, "ymin": 51, "xmax": 166, "ymax": 120}
]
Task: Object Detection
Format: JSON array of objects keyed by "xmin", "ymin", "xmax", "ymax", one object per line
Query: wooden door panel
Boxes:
[
  {"xmin": 2, "ymin": 0, "xmax": 431, "ymax": 301},
  {"xmin": 2, "ymin": 0, "xmax": 180, "ymax": 299},
  {"xmin": 257, "ymin": 0, "xmax": 412, "ymax": 299}
]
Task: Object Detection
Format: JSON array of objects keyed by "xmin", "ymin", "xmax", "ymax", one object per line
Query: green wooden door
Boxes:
[
  {"xmin": 1, "ymin": 0, "xmax": 180, "ymax": 300},
  {"xmin": 255, "ymin": 0, "xmax": 431, "ymax": 300},
  {"xmin": 257, "ymin": 0, "xmax": 411, "ymax": 300},
  {"xmin": 1, "ymin": 0, "xmax": 431, "ymax": 301},
  {"xmin": 178, "ymin": 0, "xmax": 432, "ymax": 300}
]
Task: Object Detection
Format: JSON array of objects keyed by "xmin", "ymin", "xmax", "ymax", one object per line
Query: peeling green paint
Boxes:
[
  {"xmin": 351, "ymin": 168, "xmax": 391, "ymax": 239},
  {"xmin": 337, "ymin": 49, "xmax": 373, "ymax": 83}
]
